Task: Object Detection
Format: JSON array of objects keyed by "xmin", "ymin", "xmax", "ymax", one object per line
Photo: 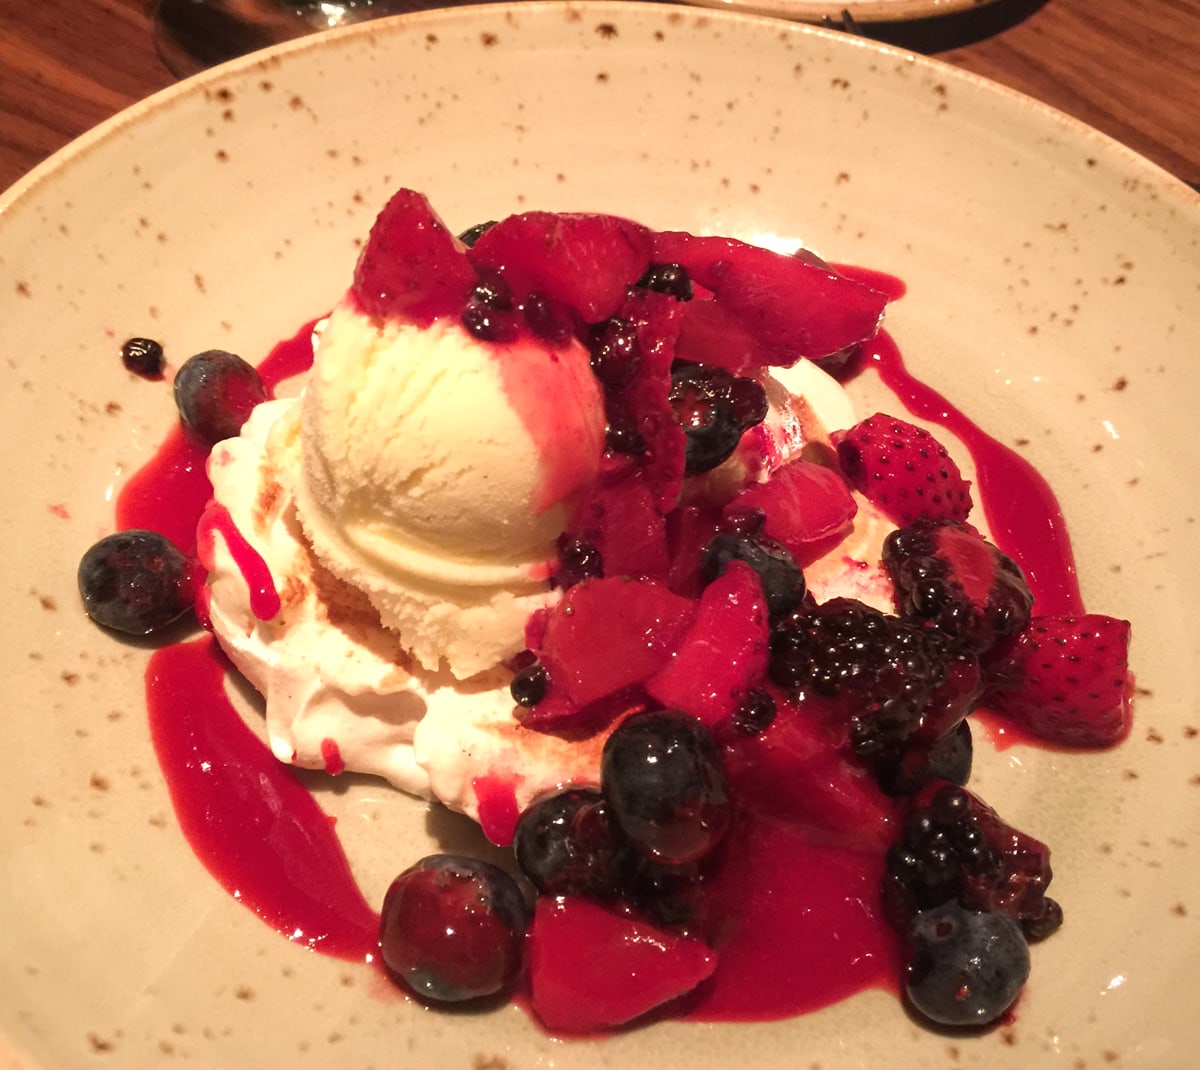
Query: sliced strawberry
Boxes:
[
  {"xmin": 831, "ymin": 413, "xmax": 973, "ymax": 526},
  {"xmin": 530, "ymin": 577, "xmax": 696, "ymax": 714},
  {"xmin": 982, "ymin": 614, "xmax": 1133, "ymax": 747},
  {"xmin": 651, "ymin": 231, "xmax": 889, "ymax": 364},
  {"xmin": 528, "ymin": 896, "xmax": 717, "ymax": 1032},
  {"xmin": 645, "ymin": 560, "xmax": 769, "ymax": 726},
  {"xmin": 722, "ymin": 459, "xmax": 857, "ymax": 567},
  {"xmin": 469, "ymin": 211, "xmax": 652, "ymax": 322},
  {"xmin": 566, "ymin": 462, "xmax": 670, "ymax": 583},
  {"xmin": 721, "ymin": 690, "xmax": 898, "ymax": 850},
  {"xmin": 351, "ymin": 188, "xmax": 476, "ymax": 324}
]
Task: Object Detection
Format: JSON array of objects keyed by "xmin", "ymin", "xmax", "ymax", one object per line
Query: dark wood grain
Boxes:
[{"xmin": 0, "ymin": 0, "xmax": 1197, "ymax": 193}]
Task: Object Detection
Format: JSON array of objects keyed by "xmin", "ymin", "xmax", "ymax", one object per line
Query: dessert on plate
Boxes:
[{"xmin": 78, "ymin": 187, "xmax": 1133, "ymax": 1034}]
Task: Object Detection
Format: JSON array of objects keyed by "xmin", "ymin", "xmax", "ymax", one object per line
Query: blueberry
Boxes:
[
  {"xmin": 555, "ymin": 535, "xmax": 603, "ymax": 588},
  {"xmin": 588, "ymin": 316, "xmax": 641, "ymax": 388},
  {"xmin": 173, "ymin": 349, "xmax": 267, "ymax": 443},
  {"xmin": 601, "ymin": 709, "xmax": 731, "ymax": 866},
  {"xmin": 703, "ymin": 532, "xmax": 806, "ymax": 622},
  {"xmin": 510, "ymin": 660, "xmax": 548, "ymax": 708},
  {"xmin": 669, "ymin": 364, "xmax": 767, "ymax": 474},
  {"xmin": 905, "ymin": 902, "xmax": 1030, "ymax": 1027},
  {"xmin": 522, "ymin": 292, "xmax": 578, "ymax": 345},
  {"xmin": 120, "ymin": 336, "xmax": 165, "ymax": 378},
  {"xmin": 883, "ymin": 720, "xmax": 975, "ymax": 796},
  {"xmin": 513, "ymin": 788, "xmax": 625, "ymax": 898},
  {"xmin": 77, "ymin": 530, "xmax": 197, "ymax": 635},
  {"xmin": 730, "ymin": 688, "xmax": 777, "ymax": 735},
  {"xmin": 636, "ymin": 262, "xmax": 693, "ymax": 301},
  {"xmin": 457, "ymin": 220, "xmax": 497, "ymax": 247},
  {"xmin": 378, "ymin": 854, "xmax": 529, "ymax": 1004}
]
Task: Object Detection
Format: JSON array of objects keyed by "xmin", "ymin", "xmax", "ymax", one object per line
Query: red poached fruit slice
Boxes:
[
  {"xmin": 523, "ymin": 577, "xmax": 696, "ymax": 728},
  {"xmin": 528, "ymin": 896, "xmax": 717, "ymax": 1032},
  {"xmin": 469, "ymin": 211, "xmax": 653, "ymax": 322},
  {"xmin": 832, "ymin": 413, "xmax": 973, "ymax": 526},
  {"xmin": 981, "ymin": 613, "xmax": 1133, "ymax": 747},
  {"xmin": 722, "ymin": 458, "xmax": 858, "ymax": 567},
  {"xmin": 351, "ymin": 188, "xmax": 476, "ymax": 324},
  {"xmin": 645, "ymin": 560, "xmax": 770, "ymax": 727},
  {"xmin": 651, "ymin": 231, "xmax": 889, "ymax": 368}
]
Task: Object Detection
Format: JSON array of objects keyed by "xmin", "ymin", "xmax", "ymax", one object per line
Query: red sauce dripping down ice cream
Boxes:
[{"xmin": 129, "ymin": 297, "xmax": 1081, "ymax": 1025}]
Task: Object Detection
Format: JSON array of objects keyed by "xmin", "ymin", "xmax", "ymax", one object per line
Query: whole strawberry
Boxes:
[
  {"xmin": 832, "ymin": 413, "xmax": 973, "ymax": 526},
  {"xmin": 982, "ymin": 614, "xmax": 1132, "ymax": 747}
]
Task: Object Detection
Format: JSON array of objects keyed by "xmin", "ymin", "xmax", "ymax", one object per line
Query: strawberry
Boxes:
[
  {"xmin": 468, "ymin": 211, "xmax": 652, "ymax": 322},
  {"xmin": 651, "ymin": 232, "xmax": 889, "ymax": 367},
  {"xmin": 883, "ymin": 517, "xmax": 1034, "ymax": 656},
  {"xmin": 528, "ymin": 896, "xmax": 717, "ymax": 1032},
  {"xmin": 831, "ymin": 413, "xmax": 973, "ymax": 526},
  {"xmin": 351, "ymin": 188, "xmax": 476, "ymax": 324},
  {"xmin": 722, "ymin": 458, "xmax": 858, "ymax": 567},
  {"xmin": 645, "ymin": 560, "xmax": 770, "ymax": 726},
  {"xmin": 981, "ymin": 614, "xmax": 1133, "ymax": 747}
]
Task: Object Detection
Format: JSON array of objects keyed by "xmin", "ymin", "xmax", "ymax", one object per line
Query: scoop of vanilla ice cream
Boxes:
[{"xmin": 293, "ymin": 299, "xmax": 607, "ymax": 679}]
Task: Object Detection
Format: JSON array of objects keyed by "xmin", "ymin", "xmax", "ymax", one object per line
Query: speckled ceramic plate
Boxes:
[
  {"xmin": 1, "ymin": 3, "xmax": 1197, "ymax": 1068},
  {"xmin": 682, "ymin": 0, "xmax": 998, "ymax": 27}
]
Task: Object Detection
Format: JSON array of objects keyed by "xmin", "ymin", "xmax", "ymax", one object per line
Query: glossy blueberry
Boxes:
[
  {"xmin": 636, "ymin": 261, "xmax": 693, "ymax": 301},
  {"xmin": 378, "ymin": 854, "xmax": 529, "ymax": 1004},
  {"xmin": 588, "ymin": 316, "xmax": 641, "ymax": 388},
  {"xmin": 456, "ymin": 220, "xmax": 497, "ymax": 247},
  {"xmin": 601, "ymin": 709, "xmax": 731, "ymax": 866},
  {"xmin": 556, "ymin": 535, "xmax": 603, "ymax": 588},
  {"xmin": 905, "ymin": 902, "xmax": 1030, "ymax": 1027},
  {"xmin": 883, "ymin": 720, "xmax": 975, "ymax": 796},
  {"xmin": 669, "ymin": 364, "xmax": 767, "ymax": 474},
  {"xmin": 77, "ymin": 529, "xmax": 197, "ymax": 635},
  {"xmin": 703, "ymin": 532, "xmax": 806, "ymax": 622},
  {"xmin": 513, "ymin": 788, "xmax": 625, "ymax": 898},
  {"xmin": 173, "ymin": 349, "xmax": 267, "ymax": 443},
  {"xmin": 510, "ymin": 660, "xmax": 549, "ymax": 708},
  {"xmin": 120, "ymin": 336, "xmax": 165, "ymax": 378}
]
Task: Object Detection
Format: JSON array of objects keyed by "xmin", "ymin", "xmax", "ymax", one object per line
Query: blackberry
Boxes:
[
  {"xmin": 883, "ymin": 518, "xmax": 1033, "ymax": 655},
  {"xmin": 883, "ymin": 783, "xmax": 1061, "ymax": 942},
  {"xmin": 635, "ymin": 262, "xmax": 693, "ymax": 301},
  {"xmin": 669, "ymin": 364, "xmax": 768, "ymax": 475},
  {"xmin": 769, "ymin": 598, "xmax": 947, "ymax": 764}
]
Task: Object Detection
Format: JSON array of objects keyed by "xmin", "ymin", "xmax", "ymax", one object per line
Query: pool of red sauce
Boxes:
[{"xmin": 123, "ymin": 283, "xmax": 1082, "ymax": 1026}]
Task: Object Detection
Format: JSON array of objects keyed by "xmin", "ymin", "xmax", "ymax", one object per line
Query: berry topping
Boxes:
[
  {"xmin": 730, "ymin": 688, "xmax": 777, "ymax": 735},
  {"xmin": 461, "ymin": 268, "xmax": 520, "ymax": 342},
  {"xmin": 78, "ymin": 529, "xmax": 198, "ymax": 635},
  {"xmin": 905, "ymin": 902, "xmax": 1030, "ymax": 1027},
  {"xmin": 528, "ymin": 896, "xmax": 716, "ymax": 1032},
  {"xmin": 702, "ymin": 532, "xmax": 806, "ymax": 623},
  {"xmin": 456, "ymin": 219, "xmax": 497, "ymax": 247},
  {"xmin": 468, "ymin": 211, "xmax": 653, "ymax": 323},
  {"xmin": 173, "ymin": 349, "xmax": 268, "ymax": 444},
  {"xmin": 882, "ymin": 718, "xmax": 974, "ymax": 796},
  {"xmin": 669, "ymin": 363, "xmax": 768, "ymax": 474},
  {"xmin": 884, "ymin": 518, "xmax": 1034, "ymax": 655},
  {"xmin": 510, "ymin": 659, "xmax": 549, "ymax": 708},
  {"xmin": 601, "ymin": 709, "xmax": 731, "ymax": 866},
  {"xmin": 883, "ymin": 783, "xmax": 1060, "ymax": 940},
  {"xmin": 378, "ymin": 853, "xmax": 529, "ymax": 1003},
  {"xmin": 120, "ymin": 336, "xmax": 165, "ymax": 379},
  {"xmin": 832, "ymin": 414, "xmax": 973, "ymax": 525},
  {"xmin": 513, "ymin": 788, "xmax": 625, "ymax": 898},
  {"xmin": 981, "ymin": 614, "xmax": 1133, "ymax": 747},
  {"xmin": 352, "ymin": 188, "xmax": 476, "ymax": 324},
  {"xmin": 770, "ymin": 598, "xmax": 954, "ymax": 766},
  {"xmin": 554, "ymin": 534, "xmax": 604, "ymax": 588}
]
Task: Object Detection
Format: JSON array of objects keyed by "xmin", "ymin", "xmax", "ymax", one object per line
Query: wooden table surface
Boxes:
[{"xmin": 0, "ymin": 0, "xmax": 1197, "ymax": 194}]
